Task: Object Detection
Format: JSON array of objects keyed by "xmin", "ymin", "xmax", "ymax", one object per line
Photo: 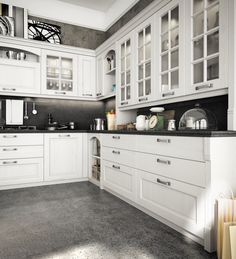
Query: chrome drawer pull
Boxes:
[
  {"xmin": 55, "ymin": 91, "xmax": 66, "ymax": 95},
  {"xmin": 2, "ymin": 88, "xmax": 16, "ymax": 91},
  {"xmin": 96, "ymin": 93, "xmax": 102, "ymax": 96},
  {"xmin": 59, "ymin": 134, "xmax": 71, "ymax": 137},
  {"xmin": 157, "ymin": 178, "xmax": 171, "ymax": 186},
  {"xmin": 3, "ymin": 161, "xmax": 18, "ymax": 165},
  {"xmin": 121, "ymin": 101, "xmax": 128, "ymax": 105},
  {"xmin": 112, "ymin": 150, "xmax": 120, "ymax": 155},
  {"xmin": 82, "ymin": 94, "xmax": 93, "ymax": 96},
  {"xmin": 112, "ymin": 136, "xmax": 120, "ymax": 140},
  {"xmin": 138, "ymin": 97, "xmax": 148, "ymax": 102},
  {"xmin": 112, "ymin": 165, "xmax": 120, "ymax": 170},
  {"xmin": 3, "ymin": 135, "xmax": 17, "ymax": 138},
  {"xmin": 156, "ymin": 138, "xmax": 171, "ymax": 143},
  {"xmin": 157, "ymin": 158, "xmax": 171, "ymax": 165},
  {"xmin": 3, "ymin": 148, "xmax": 18, "ymax": 152},
  {"xmin": 162, "ymin": 91, "xmax": 174, "ymax": 97},
  {"xmin": 195, "ymin": 83, "xmax": 213, "ymax": 91}
]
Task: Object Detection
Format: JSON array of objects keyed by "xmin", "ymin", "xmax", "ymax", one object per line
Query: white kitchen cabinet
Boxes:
[
  {"xmin": 103, "ymin": 160, "xmax": 136, "ymax": 202},
  {"xmin": 117, "ymin": 33, "xmax": 134, "ymax": 107},
  {"xmin": 134, "ymin": 16, "xmax": 155, "ymax": 104},
  {"xmin": 0, "ymin": 59, "xmax": 40, "ymax": 94},
  {"xmin": 0, "ymin": 158, "xmax": 43, "ymax": 186},
  {"xmin": 78, "ymin": 55, "xmax": 96, "ymax": 98},
  {"xmin": 156, "ymin": 0, "xmax": 185, "ymax": 99},
  {"xmin": 44, "ymin": 133, "xmax": 83, "ymax": 181},
  {"xmin": 41, "ymin": 50, "xmax": 78, "ymax": 97},
  {"xmin": 185, "ymin": 0, "xmax": 228, "ymax": 93},
  {"xmin": 136, "ymin": 169, "xmax": 205, "ymax": 238}
]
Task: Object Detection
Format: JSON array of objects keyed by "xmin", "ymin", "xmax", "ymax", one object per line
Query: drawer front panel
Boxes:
[
  {"xmin": 135, "ymin": 152, "xmax": 206, "ymax": 187},
  {"xmin": 0, "ymin": 158, "xmax": 43, "ymax": 186},
  {"xmin": 103, "ymin": 161, "xmax": 136, "ymax": 201},
  {"xmin": 136, "ymin": 170, "xmax": 205, "ymax": 238},
  {"xmin": 0, "ymin": 134, "xmax": 44, "ymax": 146},
  {"xmin": 102, "ymin": 146, "xmax": 135, "ymax": 168},
  {"xmin": 135, "ymin": 135, "xmax": 204, "ymax": 161},
  {"xmin": 0, "ymin": 146, "xmax": 43, "ymax": 159},
  {"xmin": 102, "ymin": 134, "xmax": 136, "ymax": 150}
]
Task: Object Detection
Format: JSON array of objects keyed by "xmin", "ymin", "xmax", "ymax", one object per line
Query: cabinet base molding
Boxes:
[
  {"xmin": 103, "ymin": 186, "xmax": 205, "ymax": 249},
  {"xmin": 0, "ymin": 178, "xmax": 88, "ymax": 191}
]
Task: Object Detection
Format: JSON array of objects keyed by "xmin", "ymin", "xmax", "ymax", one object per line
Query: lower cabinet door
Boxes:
[
  {"xmin": 44, "ymin": 134, "xmax": 83, "ymax": 181},
  {"xmin": 103, "ymin": 160, "xmax": 136, "ymax": 202},
  {"xmin": 0, "ymin": 158, "xmax": 43, "ymax": 186},
  {"xmin": 136, "ymin": 170, "xmax": 205, "ymax": 238}
]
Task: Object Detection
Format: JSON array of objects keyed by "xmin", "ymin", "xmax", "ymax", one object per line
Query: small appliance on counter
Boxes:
[
  {"xmin": 94, "ymin": 118, "xmax": 105, "ymax": 131},
  {"xmin": 178, "ymin": 104, "xmax": 217, "ymax": 130},
  {"xmin": 148, "ymin": 107, "xmax": 165, "ymax": 131}
]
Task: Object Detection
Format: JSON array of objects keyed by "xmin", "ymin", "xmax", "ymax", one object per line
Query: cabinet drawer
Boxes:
[
  {"xmin": 101, "ymin": 134, "xmax": 136, "ymax": 150},
  {"xmin": 103, "ymin": 160, "xmax": 136, "ymax": 202},
  {"xmin": 136, "ymin": 170, "xmax": 205, "ymax": 238},
  {"xmin": 102, "ymin": 146, "xmax": 135, "ymax": 168},
  {"xmin": 135, "ymin": 152, "xmax": 206, "ymax": 187},
  {"xmin": 0, "ymin": 134, "xmax": 43, "ymax": 146},
  {"xmin": 0, "ymin": 146, "xmax": 43, "ymax": 159},
  {"xmin": 136, "ymin": 135, "xmax": 204, "ymax": 161},
  {"xmin": 0, "ymin": 158, "xmax": 43, "ymax": 186}
]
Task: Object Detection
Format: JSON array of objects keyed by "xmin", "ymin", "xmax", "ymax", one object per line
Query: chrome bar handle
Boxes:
[
  {"xmin": 157, "ymin": 158, "xmax": 171, "ymax": 165},
  {"xmin": 2, "ymin": 88, "xmax": 16, "ymax": 91},
  {"xmin": 3, "ymin": 148, "xmax": 18, "ymax": 152},
  {"xmin": 3, "ymin": 135, "xmax": 18, "ymax": 138},
  {"xmin": 82, "ymin": 94, "xmax": 93, "ymax": 96},
  {"xmin": 112, "ymin": 136, "xmax": 120, "ymax": 140},
  {"xmin": 195, "ymin": 83, "xmax": 213, "ymax": 91},
  {"xmin": 55, "ymin": 91, "xmax": 66, "ymax": 95},
  {"xmin": 138, "ymin": 97, "xmax": 148, "ymax": 102},
  {"xmin": 3, "ymin": 161, "xmax": 18, "ymax": 165},
  {"xmin": 156, "ymin": 138, "xmax": 171, "ymax": 143},
  {"xmin": 162, "ymin": 92, "xmax": 174, "ymax": 97},
  {"xmin": 156, "ymin": 178, "xmax": 171, "ymax": 186},
  {"xmin": 121, "ymin": 101, "xmax": 128, "ymax": 105},
  {"xmin": 112, "ymin": 165, "xmax": 120, "ymax": 170},
  {"xmin": 59, "ymin": 134, "xmax": 71, "ymax": 137},
  {"xmin": 112, "ymin": 150, "xmax": 120, "ymax": 155}
]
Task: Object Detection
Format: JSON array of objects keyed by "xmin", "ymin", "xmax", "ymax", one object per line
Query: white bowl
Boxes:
[{"xmin": 150, "ymin": 107, "xmax": 165, "ymax": 113}]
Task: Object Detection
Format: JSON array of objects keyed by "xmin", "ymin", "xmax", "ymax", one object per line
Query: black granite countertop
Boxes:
[{"xmin": 0, "ymin": 129, "xmax": 236, "ymax": 137}]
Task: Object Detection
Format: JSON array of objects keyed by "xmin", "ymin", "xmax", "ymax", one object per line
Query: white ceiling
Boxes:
[
  {"xmin": 58, "ymin": 0, "xmax": 116, "ymax": 12},
  {"xmin": 1, "ymin": 0, "xmax": 139, "ymax": 31}
]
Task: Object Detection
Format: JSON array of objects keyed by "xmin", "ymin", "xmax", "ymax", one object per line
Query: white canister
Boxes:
[
  {"xmin": 167, "ymin": 119, "xmax": 176, "ymax": 131},
  {"xmin": 186, "ymin": 116, "xmax": 195, "ymax": 129},
  {"xmin": 136, "ymin": 115, "xmax": 146, "ymax": 131}
]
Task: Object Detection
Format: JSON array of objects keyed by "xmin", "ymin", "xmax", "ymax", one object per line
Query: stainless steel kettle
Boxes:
[{"xmin": 94, "ymin": 118, "xmax": 105, "ymax": 130}]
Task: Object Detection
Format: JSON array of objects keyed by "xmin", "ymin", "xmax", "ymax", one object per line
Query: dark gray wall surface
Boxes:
[
  {"xmin": 106, "ymin": 0, "xmax": 155, "ymax": 38},
  {"xmin": 28, "ymin": 0, "xmax": 154, "ymax": 49},
  {"xmin": 28, "ymin": 15, "xmax": 107, "ymax": 50}
]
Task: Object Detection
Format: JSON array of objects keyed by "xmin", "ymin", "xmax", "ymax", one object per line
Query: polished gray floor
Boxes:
[{"xmin": 0, "ymin": 182, "xmax": 216, "ymax": 259}]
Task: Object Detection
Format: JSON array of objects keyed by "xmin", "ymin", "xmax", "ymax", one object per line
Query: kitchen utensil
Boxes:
[
  {"xmin": 24, "ymin": 102, "xmax": 29, "ymax": 120},
  {"xmin": 167, "ymin": 119, "xmax": 176, "ymax": 131},
  {"xmin": 32, "ymin": 102, "xmax": 37, "ymax": 115},
  {"xmin": 94, "ymin": 118, "xmax": 105, "ymax": 131},
  {"xmin": 179, "ymin": 104, "xmax": 217, "ymax": 130},
  {"xmin": 6, "ymin": 50, "xmax": 17, "ymax": 59},
  {"xmin": 16, "ymin": 52, "xmax": 26, "ymax": 60},
  {"xmin": 150, "ymin": 107, "xmax": 165, "ymax": 113},
  {"xmin": 136, "ymin": 115, "xmax": 146, "ymax": 131}
]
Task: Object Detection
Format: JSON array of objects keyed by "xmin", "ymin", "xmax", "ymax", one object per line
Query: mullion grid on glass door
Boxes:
[
  {"xmin": 160, "ymin": 6, "xmax": 179, "ymax": 94},
  {"xmin": 192, "ymin": 0, "xmax": 220, "ymax": 85}
]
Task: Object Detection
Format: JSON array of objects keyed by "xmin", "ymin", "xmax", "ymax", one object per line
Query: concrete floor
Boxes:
[{"xmin": 0, "ymin": 182, "xmax": 216, "ymax": 259}]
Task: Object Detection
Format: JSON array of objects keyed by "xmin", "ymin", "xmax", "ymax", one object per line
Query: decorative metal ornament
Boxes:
[{"xmin": 28, "ymin": 20, "xmax": 62, "ymax": 44}]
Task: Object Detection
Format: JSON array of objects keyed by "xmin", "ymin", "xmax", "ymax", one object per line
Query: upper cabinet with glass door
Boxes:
[
  {"xmin": 134, "ymin": 17, "xmax": 154, "ymax": 104},
  {"xmin": 186, "ymin": 0, "xmax": 228, "ymax": 93},
  {"xmin": 118, "ymin": 34, "xmax": 133, "ymax": 107},
  {"xmin": 42, "ymin": 50, "xmax": 78, "ymax": 97},
  {"xmin": 157, "ymin": 0, "xmax": 185, "ymax": 99}
]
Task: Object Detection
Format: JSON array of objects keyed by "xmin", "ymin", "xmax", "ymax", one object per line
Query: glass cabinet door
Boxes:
[
  {"xmin": 45, "ymin": 54, "xmax": 75, "ymax": 95},
  {"xmin": 120, "ymin": 38, "xmax": 132, "ymax": 106},
  {"xmin": 159, "ymin": 5, "xmax": 180, "ymax": 98},
  {"xmin": 137, "ymin": 24, "xmax": 152, "ymax": 103},
  {"xmin": 191, "ymin": 0, "xmax": 220, "ymax": 91}
]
